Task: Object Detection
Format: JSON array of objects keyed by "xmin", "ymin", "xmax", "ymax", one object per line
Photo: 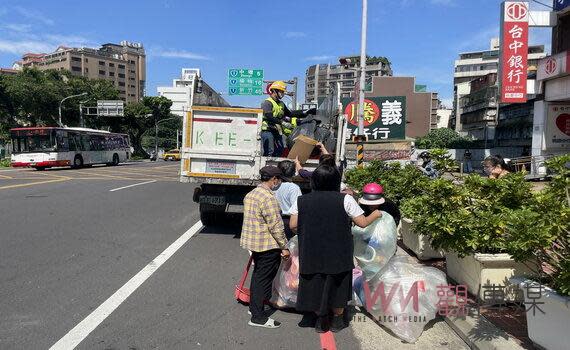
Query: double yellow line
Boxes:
[{"xmin": 0, "ymin": 171, "xmax": 71, "ymax": 191}]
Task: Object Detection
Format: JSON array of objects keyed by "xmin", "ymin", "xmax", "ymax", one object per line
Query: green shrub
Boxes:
[
  {"xmin": 344, "ymin": 160, "xmax": 429, "ymax": 206},
  {"xmin": 403, "ymin": 172, "xmax": 535, "ymax": 257},
  {"xmin": 429, "ymin": 148, "xmax": 459, "ymax": 174},
  {"xmin": 0, "ymin": 158, "xmax": 10, "ymax": 167},
  {"xmin": 505, "ymin": 154, "xmax": 570, "ymax": 296}
]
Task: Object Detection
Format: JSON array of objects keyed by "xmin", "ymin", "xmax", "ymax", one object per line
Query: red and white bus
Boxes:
[{"xmin": 10, "ymin": 127, "xmax": 131, "ymax": 170}]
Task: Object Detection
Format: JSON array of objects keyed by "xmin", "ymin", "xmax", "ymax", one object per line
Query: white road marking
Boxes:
[
  {"xmin": 49, "ymin": 220, "xmax": 204, "ymax": 350},
  {"xmin": 108, "ymin": 180, "xmax": 156, "ymax": 192}
]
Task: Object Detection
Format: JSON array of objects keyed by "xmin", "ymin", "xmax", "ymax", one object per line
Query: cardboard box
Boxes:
[{"xmin": 287, "ymin": 135, "xmax": 318, "ymax": 164}]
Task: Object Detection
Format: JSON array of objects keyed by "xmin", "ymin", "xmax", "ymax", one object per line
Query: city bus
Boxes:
[{"xmin": 10, "ymin": 127, "xmax": 131, "ymax": 170}]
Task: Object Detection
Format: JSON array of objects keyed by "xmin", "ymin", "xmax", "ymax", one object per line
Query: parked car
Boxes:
[{"xmin": 163, "ymin": 149, "xmax": 181, "ymax": 161}]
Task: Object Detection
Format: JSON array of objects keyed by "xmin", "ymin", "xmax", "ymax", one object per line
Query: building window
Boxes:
[
  {"xmin": 118, "ymin": 82, "xmax": 125, "ymax": 87},
  {"xmin": 71, "ymin": 57, "xmax": 81, "ymax": 62},
  {"xmin": 84, "ymin": 68, "xmax": 89, "ymax": 73},
  {"xmin": 99, "ymin": 70, "xmax": 106, "ymax": 75},
  {"xmin": 84, "ymin": 58, "xmax": 88, "ymax": 62},
  {"xmin": 129, "ymin": 84, "xmax": 135, "ymax": 88},
  {"xmin": 118, "ymin": 73, "xmax": 125, "ymax": 78},
  {"xmin": 109, "ymin": 72, "xmax": 115, "ymax": 77},
  {"xmin": 109, "ymin": 63, "xmax": 115, "ymax": 67},
  {"xmin": 129, "ymin": 77, "xmax": 135, "ymax": 81},
  {"xmin": 99, "ymin": 61, "xmax": 105, "ymax": 66},
  {"xmin": 71, "ymin": 66, "xmax": 81, "ymax": 72},
  {"xmin": 130, "ymin": 70, "xmax": 135, "ymax": 74},
  {"xmin": 129, "ymin": 60, "xmax": 135, "ymax": 64},
  {"xmin": 118, "ymin": 64, "xmax": 125, "ymax": 69}
]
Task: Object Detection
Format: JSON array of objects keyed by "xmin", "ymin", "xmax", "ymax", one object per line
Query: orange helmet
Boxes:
[{"xmin": 269, "ymin": 80, "xmax": 287, "ymax": 92}]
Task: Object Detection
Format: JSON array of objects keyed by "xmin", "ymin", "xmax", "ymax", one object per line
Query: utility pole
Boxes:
[
  {"xmin": 79, "ymin": 103, "xmax": 83, "ymax": 128},
  {"xmin": 176, "ymin": 129, "xmax": 179, "ymax": 150},
  {"xmin": 292, "ymin": 77, "xmax": 298, "ymax": 109},
  {"xmin": 356, "ymin": 0, "xmax": 368, "ymax": 167}
]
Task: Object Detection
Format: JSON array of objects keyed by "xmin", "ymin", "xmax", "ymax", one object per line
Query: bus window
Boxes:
[
  {"xmin": 68, "ymin": 132, "xmax": 77, "ymax": 151},
  {"xmin": 56, "ymin": 131, "xmax": 69, "ymax": 152},
  {"xmin": 11, "ymin": 131, "xmax": 56, "ymax": 153},
  {"xmin": 81, "ymin": 134, "xmax": 91, "ymax": 151}
]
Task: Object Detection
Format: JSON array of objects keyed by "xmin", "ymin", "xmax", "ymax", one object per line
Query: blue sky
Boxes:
[{"xmin": 0, "ymin": 0, "xmax": 553, "ymax": 108}]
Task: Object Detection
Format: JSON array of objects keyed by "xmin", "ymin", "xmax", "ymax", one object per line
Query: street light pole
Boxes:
[
  {"xmin": 58, "ymin": 92, "xmax": 87, "ymax": 127},
  {"xmin": 155, "ymin": 116, "xmax": 179, "ymax": 157},
  {"xmin": 356, "ymin": 0, "xmax": 368, "ymax": 167}
]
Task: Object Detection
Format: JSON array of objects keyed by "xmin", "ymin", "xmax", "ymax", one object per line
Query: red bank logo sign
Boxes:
[
  {"xmin": 506, "ymin": 2, "xmax": 528, "ymax": 20},
  {"xmin": 537, "ymin": 51, "xmax": 570, "ymax": 81},
  {"xmin": 545, "ymin": 58, "xmax": 557, "ymax": 75},
  {"xmin": 500, "ymin": 1, "xmax": 529, "ymax": 103}
]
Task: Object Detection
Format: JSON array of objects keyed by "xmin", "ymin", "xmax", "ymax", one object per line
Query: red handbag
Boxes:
[{"xmin": 234, "ymin": 255, "xmax": 253, "ymax": 304}]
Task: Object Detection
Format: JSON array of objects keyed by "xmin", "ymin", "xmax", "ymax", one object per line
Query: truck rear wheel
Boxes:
[{"xmin": 199, "ymin": 203, "xmax": 226, "ymax": 227}]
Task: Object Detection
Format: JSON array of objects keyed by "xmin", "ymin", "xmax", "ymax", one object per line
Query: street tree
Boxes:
[{"xmin": 123, "ymin": 96, "xmax": 173, "ymax": 157}]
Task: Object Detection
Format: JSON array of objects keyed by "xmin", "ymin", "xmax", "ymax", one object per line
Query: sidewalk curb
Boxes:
[{"xmin": 445, "ymin": 313, "xmax": 526, "ymax": 350}]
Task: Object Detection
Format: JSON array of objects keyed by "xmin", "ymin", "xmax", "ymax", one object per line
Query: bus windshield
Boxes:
[{"xmin": 12, "ymin": 131, "xmax": 56, "ymax": 153}]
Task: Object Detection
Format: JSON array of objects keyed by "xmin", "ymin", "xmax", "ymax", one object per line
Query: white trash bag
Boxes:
[
  {"xmin": 352, "ymin": 211, "xmax": 397, "ymax": 281},
  {"xmin": 270, "ymin": 236, "xmax": 299, "ymax": 308},
  {"xmin": 363, "ymin": 255, "xmax": 448, "ymax": 343}
]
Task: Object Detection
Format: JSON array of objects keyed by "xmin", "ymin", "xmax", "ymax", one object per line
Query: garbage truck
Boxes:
[{"xmin": 179, "ymin": 83, "xmax": 349, "ymax": 226}]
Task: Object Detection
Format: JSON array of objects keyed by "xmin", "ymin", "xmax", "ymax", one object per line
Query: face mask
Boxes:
[{"xmin": 271, "ymin": 180, "xmax": 282, "ymax": 191}]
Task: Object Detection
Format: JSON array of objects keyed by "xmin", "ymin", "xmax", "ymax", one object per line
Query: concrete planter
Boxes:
[
  {"xmin": 513, "ymin": 278, "xmax": 570, "ymax": 350},
  {"xmin": 446, "ymin": 252, "xmax": 537, "ymax": 301},
  {"xmin": 400, "ymin": 218, "xmax": 444, "ymax": 260}
]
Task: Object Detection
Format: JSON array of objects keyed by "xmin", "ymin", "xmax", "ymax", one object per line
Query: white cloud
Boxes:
[
  {"xmin": 0, "ymin": 39, "xmax": 54, "ymax": 54},
  {"xmin": 284, "ymin": 31, "xmax": 307, "ymax": 38},
  {"xmin": 44, "ymin": 34, "xmax": 92, "ymax": 46},
  {"xmin": 304, "ymin": 55, "xmax": 335, "ymax": 61},
  {"xmin": 14, "ymin": 6, "xmax": 54, "ymax": 26},
  {"xmin": 149, "ymin": 48, "xmax": 210, "ymax": 60},
  {"xmin": 0, "ymin": 33, "xmax": 97, "ymax": 56},
  {"xmin": 3, "ymin": 23, "xmax": 32, "ymax": 32}
]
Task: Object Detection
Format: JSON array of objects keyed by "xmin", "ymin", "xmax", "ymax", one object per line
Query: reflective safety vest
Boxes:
[
  {"xmin": 283, "ymin": 117, "xmax": 297, "ymax": 136},
  {"xmin": 262, "ymin": 98, "xmax": 285, "ymax": 132}
]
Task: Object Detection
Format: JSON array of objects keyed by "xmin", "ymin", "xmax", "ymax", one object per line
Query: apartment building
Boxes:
[
  {"xmin": 449, "ymin": 38, "xmax": 546, "ymax": 131},
  {"xmin": 157, "ymin": 68, "xmax": 229, "ymax": 117},
  {"xmin": 305, "ymin": 55, "xmax": 393, "ymax": 103},
  {"xmin": 17, "ymin": 41, "xmax": 146, "ymax": 103}
]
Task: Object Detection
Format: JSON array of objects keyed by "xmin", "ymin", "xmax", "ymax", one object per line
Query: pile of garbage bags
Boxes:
[
  {"xmin": 287, "ymin": 116, "xmax": 337, "ymax": 153},
  {"xmin": 359, "ymin": 255, "xmax": 447, "ymax": 343},
  {"xmin": 270, "ymin": 211, "xmax": 448, "ymax": 343}
]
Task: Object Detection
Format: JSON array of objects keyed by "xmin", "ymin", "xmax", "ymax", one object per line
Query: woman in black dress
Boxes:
[{"xmin": 289, "ymin": 165, "xmax": 381, "ymax": 333}]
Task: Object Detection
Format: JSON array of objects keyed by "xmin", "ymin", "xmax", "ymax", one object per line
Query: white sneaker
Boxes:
[{"xmin": 248, "ymin": 318, "xmax": 281, "ymax": 329}]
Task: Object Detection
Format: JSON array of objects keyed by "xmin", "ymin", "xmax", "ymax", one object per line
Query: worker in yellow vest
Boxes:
[{"xmin": 261, "ymin": 81, "xmax": 316, "ymax": 156}]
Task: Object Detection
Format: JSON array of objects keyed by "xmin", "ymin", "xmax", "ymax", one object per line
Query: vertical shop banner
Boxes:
[
  {"xmin": 499, "ymin": 1, "xmax": 529, "ymax": 103},
  {"xmin": 341, "ymin": 97, "xmax": 406, "ymax": 140}
]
